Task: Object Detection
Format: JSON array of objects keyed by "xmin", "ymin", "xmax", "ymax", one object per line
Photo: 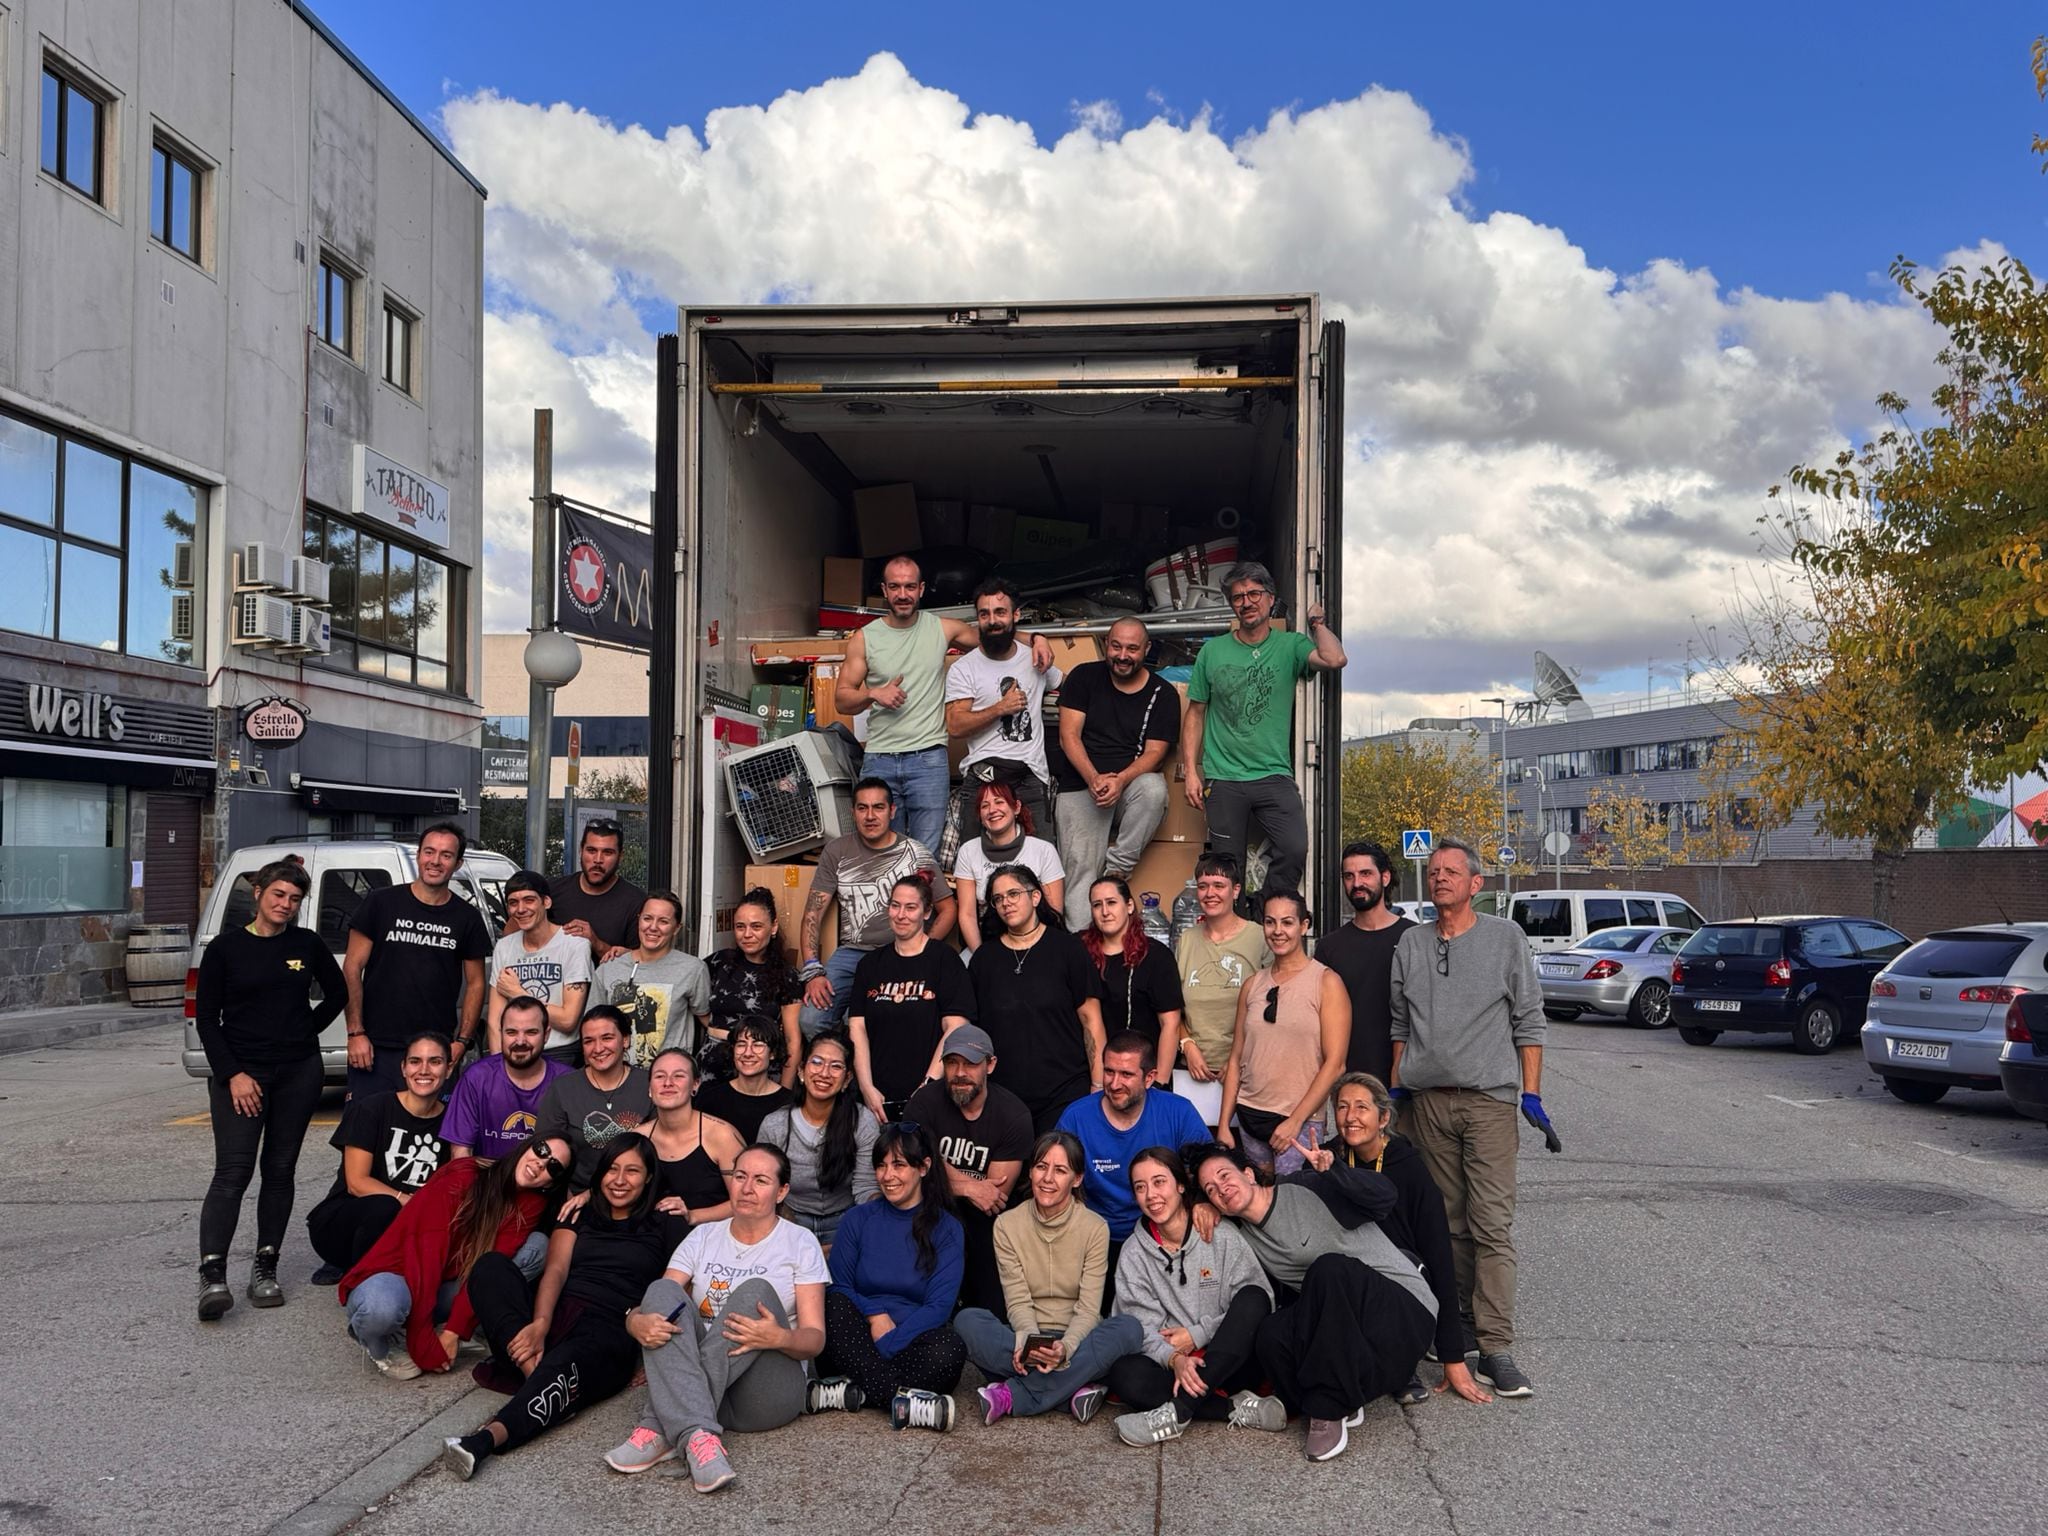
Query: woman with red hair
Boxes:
[
  {"xmin": 1082, "ymin": 876, "xmax": 1185, "ymax": 1089},
  {"xmin": 951, "ymin": 780, "xmax": 1064, "ymax": 954}
]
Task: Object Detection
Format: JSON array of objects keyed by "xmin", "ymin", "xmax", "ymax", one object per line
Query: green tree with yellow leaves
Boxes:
[
  {"xmin": 1584, "ymin": 779, "xmax": 1670, "ymax": 877},
  {"xmin": 1340, "ymin": 739, "xmax": 1503, "ymax": 900}
]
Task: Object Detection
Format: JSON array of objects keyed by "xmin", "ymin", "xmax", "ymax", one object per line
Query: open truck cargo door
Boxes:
[{"xmin": 1314, "ymin": 317, "xmax": 1346, "ymax": 918}]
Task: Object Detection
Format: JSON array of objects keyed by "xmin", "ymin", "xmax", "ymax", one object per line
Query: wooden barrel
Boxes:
[{"xmin": 125, "ymin": 924, "xmax": 190, "ymax": 1009}]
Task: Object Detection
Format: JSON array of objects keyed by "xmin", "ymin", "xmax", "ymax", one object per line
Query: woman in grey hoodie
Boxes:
[{"xmin": 1106, "ymin": 1146, "xmax": 1288, "ymax": 1446}]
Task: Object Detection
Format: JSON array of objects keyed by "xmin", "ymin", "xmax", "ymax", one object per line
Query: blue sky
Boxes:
[
  {"xmin": 318, "ymin": 1, "xmax": 2047, "ymax": 724},
  {"xmin": 338, "ymin": 0, "xmax": 2043, "ymax": 300}
]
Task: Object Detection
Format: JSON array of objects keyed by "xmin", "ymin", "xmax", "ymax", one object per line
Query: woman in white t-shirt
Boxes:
[
  {"xmin": 605, "ymin": 1144, "xmax": 830, "ymax": 1494},
  {"xmin": 953, "ymin": 780, "xmax": 1065, "ymax": 953}
]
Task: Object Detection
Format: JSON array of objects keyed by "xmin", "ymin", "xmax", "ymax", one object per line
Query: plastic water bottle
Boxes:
[
  {"xmin": 1139, "ymin": 891, "xmax": 1171, "ymax": 945},
  {"xmin": 1170, "ymin": 877, "xmax": 1200, "ymax": 950}
]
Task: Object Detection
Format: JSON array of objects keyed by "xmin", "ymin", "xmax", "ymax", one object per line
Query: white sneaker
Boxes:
[{"xmin": 374, "ymin": 1347, "xmax": 422, "ymax": 1381}]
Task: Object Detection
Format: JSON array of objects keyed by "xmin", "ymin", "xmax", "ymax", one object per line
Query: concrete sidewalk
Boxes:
[{"xmin": 0, "ymin": 998, "xmax": 184, "ymax": 1055}]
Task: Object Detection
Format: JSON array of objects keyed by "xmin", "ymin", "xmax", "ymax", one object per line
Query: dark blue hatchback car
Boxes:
[{"xmin": 1670, "ymin": 916, "xmax": 1909, "ymax": 1055}]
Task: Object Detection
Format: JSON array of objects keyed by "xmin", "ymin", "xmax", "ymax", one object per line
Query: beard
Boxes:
[
  {"xmin": 504, "ymin": 1042, "xmax": 541, "ymax": 1069},
  {"xmin": 978, "ymin": 621, "xmax": 1014, "ymax": 657},
  {"xmin": 948, "ymin": 1079, "xmax": 981, "ymax": 1106},
  {"xmin": 1106, "ymin": 653, "xmax": 1139, "ymax": 678},
  {"xmin": 1347, "ymin": 884, "xmax": 1384, "ymax": 913}
]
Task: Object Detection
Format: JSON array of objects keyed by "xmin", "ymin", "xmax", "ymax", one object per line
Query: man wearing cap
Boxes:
[{"xmin": 905, "ymin": 1024, "xmax": 1035, "ymax": 1314}]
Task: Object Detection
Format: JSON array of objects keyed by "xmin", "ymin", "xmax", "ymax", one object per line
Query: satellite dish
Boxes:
[{"xmin": 1533, "ymin": 651, "xmax": 1594, "ymax": 721}]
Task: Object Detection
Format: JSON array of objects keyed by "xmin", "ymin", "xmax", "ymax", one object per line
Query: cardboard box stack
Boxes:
[{"xmin": 744, "ymin": 862, "xmax": 837, "ymax": 963}]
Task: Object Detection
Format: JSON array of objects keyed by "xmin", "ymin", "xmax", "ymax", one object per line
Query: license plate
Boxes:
[
  {"xmin": 1540, "ymin": 964, "xmax": 1574, "ymax": 978},
  {"xmin": 1695, "ymin": 999, "xmax": 1740, "ymax": 1013},
  {"xmin": 1894, "ymin": 1040, "xmax": 1950, "ymax": 1062}
]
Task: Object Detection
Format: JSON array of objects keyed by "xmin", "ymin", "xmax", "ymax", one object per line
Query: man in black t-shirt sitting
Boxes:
[
  {"xmin": 1054, "ymin": 618, "xmax": 1182, "ymax": 931},
  {"xmin": 343, "ymin": 823, "xmax": 491, "ymax": 1099},
  {"xmin": 904, "ymin": 1024, "xmax": 1033, "ymax": 1315}
]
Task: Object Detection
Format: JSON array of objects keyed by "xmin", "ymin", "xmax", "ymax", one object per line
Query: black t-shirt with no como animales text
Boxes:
[{"xmin": 348, "ymin": 885, "xmax": 491, "ymax": 1047}]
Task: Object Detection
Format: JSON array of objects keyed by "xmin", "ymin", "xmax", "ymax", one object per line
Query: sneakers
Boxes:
[
  {"xmin": 804, "ymin": 1376, "xmax": 865, "ymax": 1414},
  {"xmin": 1396, "ymin": 1372, "xmax": 1431, "ymax": 1406},
  {"xmin": 1115, "ymin": 1402, "xmax": 1187, "ymax": 1447},
  {"xmin": 976, "ymin": 1381, "xmax": 1013, "ymax": 1426},
  {"xmin": 1227, "ymin": 1391, "xmax": 1288, "ymax": 1432},
  {"xmin": 603, "ymin": 1426, "xmax": 676, "ymax": 1474},
  {"xmin": 373, "ymin": 1347, "xmax": 423, "ymax": 1381},
  {"xmin": 439, "ymin": 1436, "xmax": 477, "ymax": 1481},
  {"xmin": 197, "ymin": 1256, "xmax": 233, "ymax": 1322},
  {"xmin": 310, "ymin": 1262, "xmax": 345, "ymax": 1286},
  {"xmin": 1304, "ymin": 1416, "xmax": 1350, "ymax": 1461},
  {"xmin": 247, "ymin": 1248, "xmax": 284, "ymax": 1308},
  {"xmin": 1068, "ymin": 1382, "xmax": 1109, "ymax": 1424},
  {"xmin": 890, "ymin": 1387, "xmax": 955, "ymax": 1432},
  {"xmin": 1477, "ymin": 1351, "xmax": 1534, "ymax": 1398},
  {"xmin": 683, "ymin": 1429, "xmax": 735, "ymax": 1494}
]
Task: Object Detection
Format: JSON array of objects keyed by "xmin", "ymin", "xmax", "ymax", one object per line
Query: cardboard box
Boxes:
[
  {"xmin": 1045, "ymin": 635, "xmax": 1102, "ymax": 677},
  {"xmin": 919, "ymin": 499, "xmax": 967, "ymax": 546},
  {"xmin": 821, "ymin": 556, "xmax": 866, "ymax": 608},
  {"xmin": 748, "ymin": 684, "xmax": 806, "ymax": 740},
  {"xmin": 745, "ymin": 862, "xmax": 837, "ymax": 963},
  {"xmin": 1127, "ymin": 841, "xmax": 1202, "ymax": 910},
  {"xmin": 1151, "ymin": 774, "xmax": 1208, "ymax": 844},
  {"xmin": 855, "ymin": 483, "xmax": 922, "ymax": 558},
  {"xmin": 810, "ymin": 661, "xmax": 858, "ymax": 731},
  {"xmin": 967, "ymin": 503, "xmax": 1016, "ymax": 557},
  {"xmin": 1013, "ymin": 515, "xmax": 1090, "ymax": 557},
  {"xmin": 750, "ymin": 635, "xmax": 852, "ymax": 666}
]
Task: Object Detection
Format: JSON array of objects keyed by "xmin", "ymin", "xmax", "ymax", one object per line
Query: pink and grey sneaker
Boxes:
[
  {"xmin": 603, "ymin": 1426, "xmax": 676, "ymax": 1474},
  {"xmin": 976, "ymin": 1381, "xmax": 1013, "ymax": 1426},
  {"xmin": 1068, "ymin": 1382, "xmax": 1109, "ymax": 1424},
  {"xmin": 684, "ymin": 1429, "xmax": 735, "ymax": 1494}
]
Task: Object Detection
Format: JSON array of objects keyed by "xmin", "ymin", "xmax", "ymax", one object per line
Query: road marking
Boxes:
[
  {"xmin": 1764, "ymin": 1094, "xmax": 1833, "ymax": 1110},
  {"xmin": 1913, "ymin": 1141, "xmax": 1959, "ymax": 1157}
]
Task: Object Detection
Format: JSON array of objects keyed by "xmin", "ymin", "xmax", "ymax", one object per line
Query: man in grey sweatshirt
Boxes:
[{"xmin": 1389, "ymin": 836, "xmax": 1549, "ymax": 1399}]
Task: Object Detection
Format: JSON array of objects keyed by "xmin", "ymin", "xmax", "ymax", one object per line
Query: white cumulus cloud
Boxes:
[{"xmin": 444, "ymin": 52, "xmax": 1951, "ymax": 725}]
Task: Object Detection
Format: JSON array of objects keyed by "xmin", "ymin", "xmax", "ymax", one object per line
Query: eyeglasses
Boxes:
[
  {"xmin": 1436, "ymin": 935, "xmax": 1451, "ymax": 977},
  {"xmin": 1263, "ymin": 986, "xmax": 1281, "ymax": 1023},
  {"xmin": 1228, "ymin": 589, "xmax": 1271, "ymax": 605},
  {"xmin": 805, "ymin": 1055, "xmax": 849, "ymax": 1074}
]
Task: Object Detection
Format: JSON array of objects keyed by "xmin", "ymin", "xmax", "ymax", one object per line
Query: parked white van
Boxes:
[
  {"xmin": 1506, "ymin": 889, "xmax": 1707, "ymax": 953},
  {"xmin": 180, "ymin": 839, "xmax": 517, "ymax": 1086}
]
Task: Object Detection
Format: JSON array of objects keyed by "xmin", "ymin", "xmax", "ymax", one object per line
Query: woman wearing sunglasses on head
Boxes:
[
  {"xmin": 338, "ymin": 1135, "xmax": 571, "ymax": 1380},
  {"xmin": 1217, "ymin": 891, "xmax": 1350, "ymax": 1176},
  {"xmin": 757, "ymin": 1028, "xmax": 878, "ymax": 1252},
  {"xmin": 812, "ymin": 1121, "xmax": 968, "ymax": 1431},
  {"xmin": 441, "ymin": 1133, "xmax": 670, "ymax": 1479}
]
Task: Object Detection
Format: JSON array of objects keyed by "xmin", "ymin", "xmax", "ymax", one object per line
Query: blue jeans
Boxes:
[
  {"xmin": 345, "ymin": 1272, "xmax": 458, "ymax": 1361},
  {"xmin": 864, "ymin": 745, "xmax": 949, "ymax": 853},
  {"xmin": 955, "ymin": 1307, "xmax": 1144, "ymax": 1416},
  {"xmin": 796, "ymin": 944, "xmax": 868, "ymax": 1039}
]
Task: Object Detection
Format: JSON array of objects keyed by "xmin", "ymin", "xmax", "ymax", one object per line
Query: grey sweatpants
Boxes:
[
  {"xmin": 636, "ymin": 1276, "xmax": 808, "ymax": 1441},
  {"xmin": 1055, "ymin": 772, "xmax": 1169, "ymax": 931}
]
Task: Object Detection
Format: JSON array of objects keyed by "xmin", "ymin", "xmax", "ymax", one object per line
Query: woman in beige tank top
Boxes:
[{"xmin": 1218, "ymin": 890, "xmax": 1352, "ymax": 1176}]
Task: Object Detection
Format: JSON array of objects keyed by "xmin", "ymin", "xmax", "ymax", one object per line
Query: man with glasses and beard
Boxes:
[
  {"xmin": 443, "ymin": 996, "xmax": 570, "ymax": 1162},
  {"xmin": 1180, "ymin": 562, "xmax": 1345, "ymax": 914},
  {"xmin": 942, "ymin": 578, "xmax": 1062, "ymax": 866},
  {"xmin": 1388, "ymin": 837, "xmax": 1552, "ymax": 1400},
  {"xmin": 905, "ymin": 1025, "xmax": 1033, "ymax": 1314},
  {"xmin": 1312, "ymin": 841, "xmax": 1415, "ymax": 1083}
]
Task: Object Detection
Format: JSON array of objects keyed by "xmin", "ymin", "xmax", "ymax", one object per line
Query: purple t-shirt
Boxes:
[{"xmin": 442, "ymin": 1056, "xmax": 571, "ymax": 1159}]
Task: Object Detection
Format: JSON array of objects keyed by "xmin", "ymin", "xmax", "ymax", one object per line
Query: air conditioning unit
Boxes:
[
  {"xmin": 290, "ymin": 604, "xmax": 331, "ymax": 655},
  {"xmin": 240, "ymin": 542, "xmax": 289, "ymax": 589},
  {"xmin": 172, "ymin": 541, "xmax": 196, "ymax": 590},
  {"xmin": 285, "ymin": 556, "xmax": 331, "ymax": 604},
  {"xmin": 722, "ymin": 731, "xmax": 857, "ymax": 860},
  {"xmin": 235, "ymin": 593, "xmax": 293, "ymax": 644},
  {"xmin": 170, "ymin": 592, "xmax": 195, "ymax": 644}
]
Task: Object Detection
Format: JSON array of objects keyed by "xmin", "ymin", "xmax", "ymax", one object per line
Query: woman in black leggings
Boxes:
[
  {"xmin": 193, "ymin": 859, "xmax": 345, "ymax": 1320},
  {"xmin": 441, "ymin": 1133, "xmax": 669, "ymax": 1479}
]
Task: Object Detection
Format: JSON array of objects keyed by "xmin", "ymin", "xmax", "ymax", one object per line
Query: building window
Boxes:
[
  {"xmin": 382, "ymin": 302, "xmax": 417, "ymax": 395},
  {"xmin": 150, "ymin": 138, "xmax": 204, "ymax": 262},
  {"xmin": 0, "ymin": 410, "xmax": 203, "ymax": 665},
  {"xmin": 316, "ymin": 256, "xmax": 355, "ymax": 357},
  {"xmin": 303, "ymin": 507, "xmax": 460, "ymax": 691},
  {"xmin": 0, "ymin": 779, "xmax": 128, "ymax": 916},
  {"xmin": 40, "ymin": 64, "xmax": 106, "ymax": 203}
]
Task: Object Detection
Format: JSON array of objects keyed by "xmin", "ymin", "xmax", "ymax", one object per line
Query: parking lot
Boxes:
[{"xmin": 0, "ymin": 1014, "xmax": 2042, "ymax": 1536}]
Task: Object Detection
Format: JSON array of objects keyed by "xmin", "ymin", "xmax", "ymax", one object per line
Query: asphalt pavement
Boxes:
[{"xmin": 0, "ymin": 1015, "xmax": 2042, "ymax": 1536}]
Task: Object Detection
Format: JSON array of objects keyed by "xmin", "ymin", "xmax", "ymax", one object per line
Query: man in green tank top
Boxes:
[{"xmin": 835, "ymin": 554, "xmax": 1052, "ymax": 853}]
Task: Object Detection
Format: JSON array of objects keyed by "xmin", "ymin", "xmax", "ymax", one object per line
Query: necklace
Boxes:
[{"xmin": 1008, "ymin": 923, "xmax": 1044, "ymax": 973}]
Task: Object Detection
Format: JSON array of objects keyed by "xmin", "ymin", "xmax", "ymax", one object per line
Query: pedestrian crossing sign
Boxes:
[{"xmin": 1401, "ymin": 829, "xmax": 1433, "ymax": 859}]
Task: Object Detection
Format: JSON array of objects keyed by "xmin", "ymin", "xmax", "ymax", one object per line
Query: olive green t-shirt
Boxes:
[
  {"xmin": 862, "ymin": 611, "xmax": 948, "ymax": 754},
  {"xmin": 1174, "ymin": 921, "xmax": 1273, "ymax": 1064},
  {"xmin": 1187, "ymin": 628, "xmax": 1315, "ymax": 781}
]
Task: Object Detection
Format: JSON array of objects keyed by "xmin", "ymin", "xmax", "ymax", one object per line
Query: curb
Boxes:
[
  {"xmin": 0, "ymin": 1010, "xmax": 184, "ymax": 1057},
  {"xmin": 270, "ymin": 1386, "xmax": 500, "ymax": 1536}
]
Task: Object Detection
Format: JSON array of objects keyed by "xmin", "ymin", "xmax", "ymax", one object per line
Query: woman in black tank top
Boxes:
[{"xmin": 644, "ymin": 1048, "xmax": 745, "ymax": 1234}]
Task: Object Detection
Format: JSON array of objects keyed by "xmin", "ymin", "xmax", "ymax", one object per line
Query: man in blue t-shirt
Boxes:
[{"xmin": 1057, "ymin": 1032, "xmax": 1211, "ymax": 1305}]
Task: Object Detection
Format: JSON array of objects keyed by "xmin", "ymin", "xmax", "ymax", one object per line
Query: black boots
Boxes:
[
  {"xmin": 247, "ymin": 1247, "xmax": 284, "ymax": 1308},
  {"xmin": 198, "ymin": 1255, "xmax": 233, "ymax": 1321}
]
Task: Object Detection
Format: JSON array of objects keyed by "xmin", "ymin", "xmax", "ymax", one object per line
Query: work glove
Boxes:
[
  {"xmin": 1520, "ymin": 1092, "xmax": 1562, "ymax": 1154},
  {"xmin": 1389, "ymin": 1085, "xmax": 1414, "ymax": 1105}
]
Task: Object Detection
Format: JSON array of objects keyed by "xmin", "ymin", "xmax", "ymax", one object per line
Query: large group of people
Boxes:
[{"xmin": 190, "ymin": 560, "xmax": 1563, "ymax": 1485}]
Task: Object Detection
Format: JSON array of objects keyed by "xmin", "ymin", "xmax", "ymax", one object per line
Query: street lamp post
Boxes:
[
  {"xmin": 522, "ymin": 408, "xmax": 582, "ymax": 873},
  {"xmin": 1526, "ymin": 765, "xmax": 1555, "ymax": 886},
  {"xmin": 1482, "ymin": 696, "xmax": 1510, "ymax": 899}
]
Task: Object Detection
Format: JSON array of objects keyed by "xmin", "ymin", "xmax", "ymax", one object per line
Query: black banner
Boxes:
[{"xmin": 556, "ymin": 502, "xmax": 655, "ymax": 652}]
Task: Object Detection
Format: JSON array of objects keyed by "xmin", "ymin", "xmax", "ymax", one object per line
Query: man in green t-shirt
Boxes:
[{"xmin": 1182, "ymin": 561, "xmax": 1346, "ymax": 912}]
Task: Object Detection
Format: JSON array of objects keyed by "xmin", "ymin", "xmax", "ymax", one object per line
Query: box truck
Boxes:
[{"xmin": 650, "ymin": 296, "xmax": 1347, "ymax": 954}]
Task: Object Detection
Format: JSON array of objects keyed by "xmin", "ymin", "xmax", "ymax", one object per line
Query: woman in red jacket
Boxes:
[{"xmin": 340, "ymin": 1135, "xmax": 569, "ymax": 1379}]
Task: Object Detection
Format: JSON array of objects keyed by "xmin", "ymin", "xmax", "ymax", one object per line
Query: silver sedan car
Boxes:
[{"xmin": 1537, "ymin": 926, "xmax": 1690, "ymax": 1028}]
